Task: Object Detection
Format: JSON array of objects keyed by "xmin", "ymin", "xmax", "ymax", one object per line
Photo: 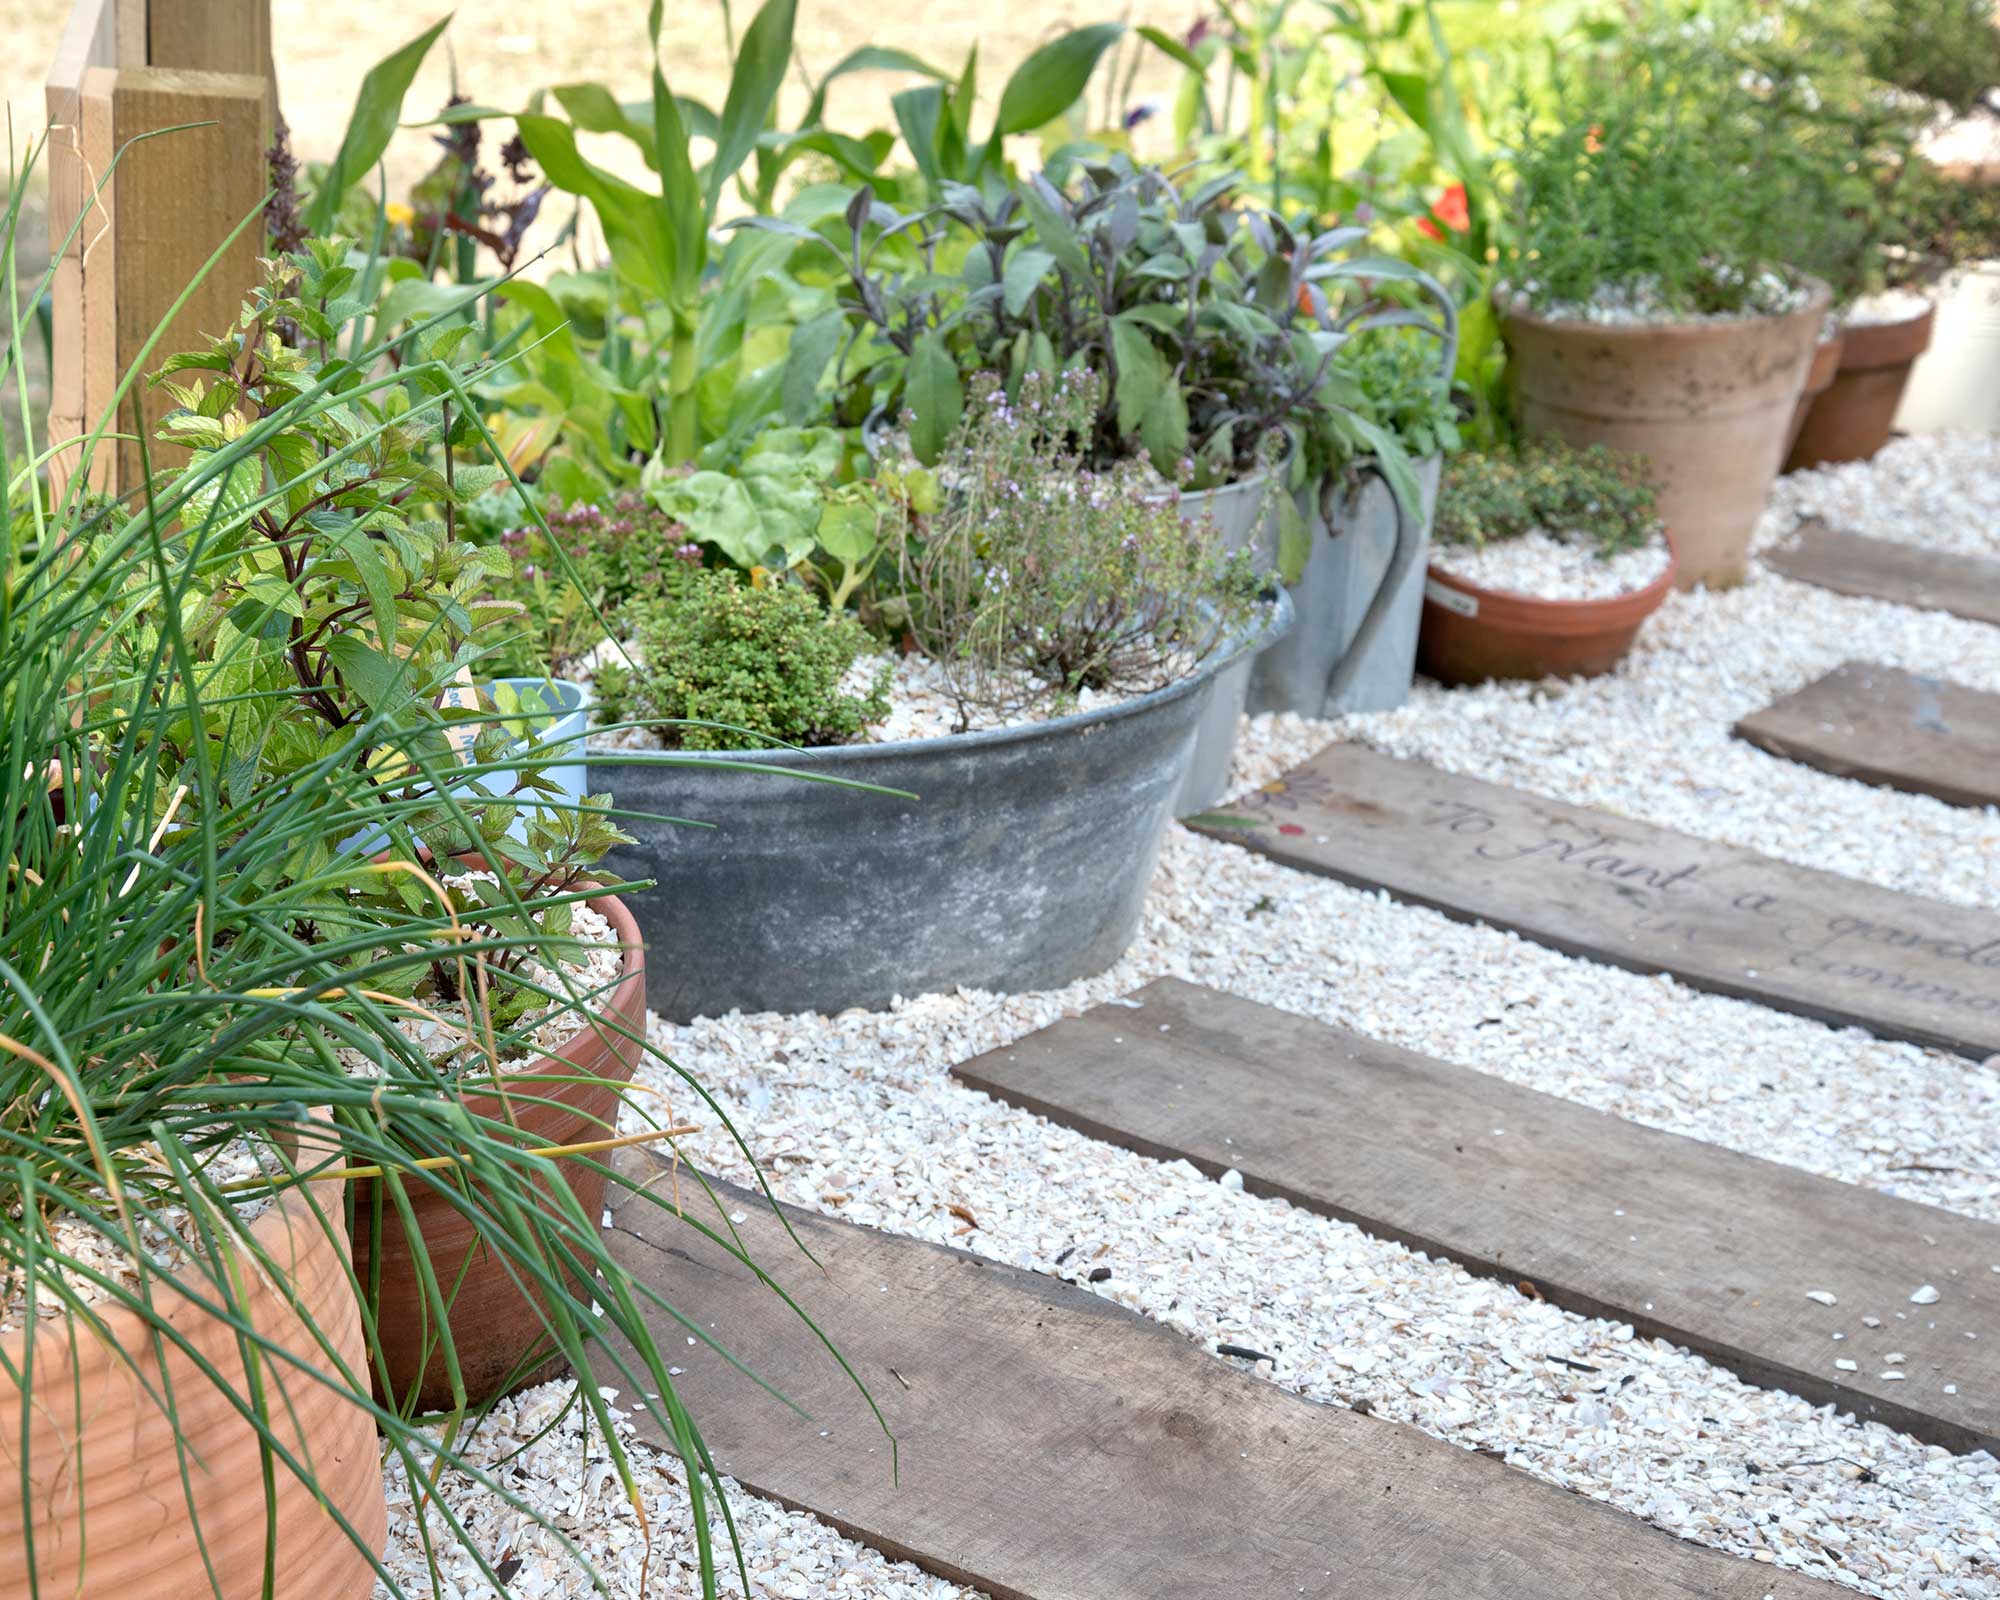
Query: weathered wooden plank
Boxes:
[
  {"xmin": 1765, "ymin": 519, "xmax": 2000, "ymax": 628},
  {"xmin": 1734, "ymin": 661, "xmax": 2000, "ymax": 810},
  {"xmin": 954, "ymin": 977, "xmax": 2000, "ymax": 1455},
  {"xmin": 605, "ymin": 1161, "xmax": 1840, "ymax": 1600},
  {"xmin": 1189, "ymin": 743, "xmax": 2000, "ymax": 1058}
]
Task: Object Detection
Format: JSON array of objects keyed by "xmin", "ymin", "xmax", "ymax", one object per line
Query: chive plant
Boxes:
[{"xmin": 0, "ymin": 131, "xmax": 869, "ymax": 1597}]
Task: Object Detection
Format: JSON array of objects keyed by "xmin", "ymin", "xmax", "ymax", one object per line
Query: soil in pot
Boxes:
[
  {"xmin": 0, "ymin": 1141, "xmax": 386, "ymax": 1599},
  {"xmin": 1784, "ymin": 329, "xmax": 1846, "ymax": 461},
  {"xmin": 349, "ymin": 890, "xmax": 647, "ymax": 1415},
  {"xmin": 1503, "ymin": 280, "xmax": 1829, "ymax": 591},
  {"xmin": 1787, "ymin": 296, "xmax": 1936, "ymax": 470},
  {"xmin": 1419, "ymin": 531, "xmax": 1678, "ymax": 685}
]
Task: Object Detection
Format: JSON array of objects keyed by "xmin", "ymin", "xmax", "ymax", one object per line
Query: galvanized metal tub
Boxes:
[{"xmin": 591, "ymin": 611, "xmax": 1279, "ymax": 1020}]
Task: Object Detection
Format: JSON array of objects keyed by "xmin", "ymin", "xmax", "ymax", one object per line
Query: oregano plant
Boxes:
[{"xmin": 84, "ymin": 238, "xmax": 629, "ymax": 1008}]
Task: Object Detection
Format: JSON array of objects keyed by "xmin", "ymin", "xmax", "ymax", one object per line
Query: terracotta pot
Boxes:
[
  {"xmin": 0, "ymin": 1134, "xmax": 386, "ymax": 1599},
  {"xmin": 352, "ymin": 891, "xmax": 647, "ymax": 1414},
  {"xmin": 1502, "ymin": 281, "xmax": 1830, "ymax": 591},
  {"xmin": 1783, "ymin": 329, "xmax": 1847, "ymax": 461},
  {"xmin": 1785, "ymin": 302, "xmax": 1936, "ymax": 471},
  {"xmin": 1417, "ymin": 535, "xmax": 1678, "ymax": 685}
]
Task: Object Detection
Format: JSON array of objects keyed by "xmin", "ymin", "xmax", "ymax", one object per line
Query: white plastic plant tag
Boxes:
[{"xmin": 1424, "ymin": 578, "xmax": 1479, "ymax": 618}]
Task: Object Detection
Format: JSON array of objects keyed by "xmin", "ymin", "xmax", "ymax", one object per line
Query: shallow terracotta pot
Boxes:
[
  {"xmin": 0, "ymin": 1135, "xmax": 386, "ymax": 1599},
  {"xmin": 352, "ymin": 891, "xmax": 647, "ymax": 1414},
  {"xmin": 1417, "ymin": 536, "xmax": 1678, "ymax": 685},
  {"xmin": 1785, "ymin": 303, "xmax": 1935, "ymax": 471},
  {"xmin": 1783, "ymin": 330, "xmax": 1846, "ymax": 461},
  {"xmin": 1502, "ymin": 281, "xmax": 1829, "ymax": 592}
]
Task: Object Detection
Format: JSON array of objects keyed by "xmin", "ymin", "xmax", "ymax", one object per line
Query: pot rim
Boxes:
[
  {"xmin": 1833, "ymin": 300, "xmax": 1937, "ymax": 369},
  {"xmin": 586, "ymin": 593, "xmax": 1292, "ymax": 770},
  {"xmin": 1496, "ymin": 275, "xmax": 1832, "ymax": 337},
  {"xmin": 1, "ymin": 1106, "xmax": 345, "ymax": 1359},
  {"xmin": 449, "ymin": 889, "xmax": 647, "ymax": 1105},
  {"xmin": 1424, "ymin": 529, "xmax": 1679, "ymax": 631}
]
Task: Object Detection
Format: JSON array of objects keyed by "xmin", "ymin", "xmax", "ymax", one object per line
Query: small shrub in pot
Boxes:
[
  {"xmin": 1419, "ymin": 441, "xmax": 1676, "ymax": 684},
  {"xmin": 1499, "ymin": 24, "xmax": 1830, "ymax": 588}
]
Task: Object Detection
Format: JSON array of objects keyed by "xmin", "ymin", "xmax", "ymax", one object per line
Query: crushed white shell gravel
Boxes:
[
  {"xmin": 373, "ymin": 1379, "xmax": 981, "ymax": 1599},
  {"xmin": 1766, "ymin": 432, "xmax": 2000, "ymax": 560},
  {"xmin": 397, "ymin": 435, "xmax": 2000, "ymax": 1596}
]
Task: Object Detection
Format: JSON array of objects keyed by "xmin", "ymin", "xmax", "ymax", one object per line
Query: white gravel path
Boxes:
[
  {"xmin": 1765, "ymin": 432, "xmax": 2000, "ymax": 560},
  {"xmin": 373, "ymin": 1380, "xmax": 982, "ymax": 1599},
  {"xmin": 381, "ymin": 433, "xmax": 2000, "ymax": 1598}
]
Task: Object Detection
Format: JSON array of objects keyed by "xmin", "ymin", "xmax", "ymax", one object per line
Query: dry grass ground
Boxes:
[{"xmin": 0, "ymin": 0, "xmax": 1186, "ymax": 187}]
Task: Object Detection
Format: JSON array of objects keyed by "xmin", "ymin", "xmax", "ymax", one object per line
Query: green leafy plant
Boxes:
[
  {"xmin": 1503, "ymin": 21, "xmax": 1818, "ymax": 316},
  {"xmin": 770, "ymin": 158, "xmax": 1450, "ymax": 517},
  {"xmin": 1336, "ymin": 325, "xmax": 1462, "ymax": 461},
  {"xmin": 766, "ymin": 23, "xmax": 1129, "ymax": 205},
  {"xmin": 1856, "ymin": 0, "xmax": 2000, "ymax": 114},
  {"xmin": 1434, "ymin": 440, "xmax": 1659, "ymax": 560},
  {"xmin": 877, "ymin": 370, "xmax": 1267, "ymax": 726},
  {"xmin": 484, "ymin": 492, "xmax": 704, "ymax": 674},
  {"xmin": 595, "ymin": 569, "xmax": 890, "ymax": 750},
  {"xmin": 510, "ymin": 0, "xmax": 801, "ymax": 467},
  {"xmin": 2, "ymin": 134, "xmax": 872, "ymax": 1597}
]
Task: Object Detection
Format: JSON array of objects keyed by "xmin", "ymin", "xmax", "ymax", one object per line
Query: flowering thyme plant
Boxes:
[{"xmin": 879, "ymin": 371, "xmax": 1267, "ymax": 727}]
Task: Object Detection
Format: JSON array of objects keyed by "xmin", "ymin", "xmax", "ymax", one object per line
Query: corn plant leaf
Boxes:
[
  {"xmin": 652, "ymin": 68, "xmax": 708, "ymax": 301},
  {"xmin": 904, "ymin": 332, "xmax": 963, "ymax": 465},
  {"xmin": 515, "ymin": 114, "xmax": 678, "ymax": 301},
  {"xmin": 802, "ymin": 46, "xmax": 951, "ymax": 128},
  {"xmin": 305, "ymin": 17, "xmax": 449, "ymax": 234},
  {"xmin": 707, "ymin": 0, "xmax": 799, "ymax": 216},
  {"xmin": 993, "ymin": 22, "xmax": 1124, "ymax": 136}
]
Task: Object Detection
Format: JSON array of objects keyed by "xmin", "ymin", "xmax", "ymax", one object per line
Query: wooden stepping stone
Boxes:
[
  {"xmin": 955, "ymin": 978, "xmax": 2000, "ymax": 1456},
  {"xmin": 1765, "ymin": 518, "xmax": 2000, "ymax": 628},
  {"xmin": 1735, "ymin": 661, "xmax": 2000, "ymax": 810},
  {"xmin": 604, "ymin": 1159, "xmax": 1841, "ymax": 1599},
  {"xmin": 1188, "ymin": 742, "xmax": 2000, "ymax": 1059}
]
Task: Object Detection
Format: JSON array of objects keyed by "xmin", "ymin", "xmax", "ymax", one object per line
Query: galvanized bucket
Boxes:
[
  {"xmin": 1171, "ymin": 469, "xmax": 1291, "ymax": 814},
  {"xmin": 1248, "ymin": 455, "xmax": 1442, "ymax": 719}
]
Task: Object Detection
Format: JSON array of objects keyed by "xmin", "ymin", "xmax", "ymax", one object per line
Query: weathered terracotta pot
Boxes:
[
  {"xmin": 1417, "ymin": 535, "xmax": 1678, "ymax": 685},
  {"xmin": 1786, "ymin": 302, "xmax": 1935, "ymax": 471},
  {"xmin": 1784, "ymin": 329, "xmax": 1847, "ymax": 461},
  {"xmin": 0, "ymin": 1137, "xmax": 386, "ymax": 1599},
  {"xmin": 1502, "ymin": 281, "xmax": 1829, "ymax": 591},
  {"xmin": 352, "ymin": 891, "xmax": 646, "ymax": 1414}
]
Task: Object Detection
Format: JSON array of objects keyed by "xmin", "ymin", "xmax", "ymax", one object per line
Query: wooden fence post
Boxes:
[{"xmin": 44, "ymin": 0, "xmax": 277, "ymax": 497}]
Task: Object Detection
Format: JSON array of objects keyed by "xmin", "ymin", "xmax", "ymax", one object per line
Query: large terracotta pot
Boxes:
[
  {"xmin": 0, "ymin": 1134, "xmax": 386, "ymax": 1599},
  {"xmin": 1784, "ymin": 329, "xmax": 1846, "ymax": 460},
  {"xmin": 1786, "ymin": 302, "xmax": 1936, "ymax": 471},
  {"xmin": 1417, "ymin": 534, "xmax": 1678, "ymax": 685},
  {"xmin": 351, "ymin": 891, "xmax": 647, "ymax": 1414},
  {"xmin": 1502, "ymin": 281, "xmax": 1829, "ymax": 591}
]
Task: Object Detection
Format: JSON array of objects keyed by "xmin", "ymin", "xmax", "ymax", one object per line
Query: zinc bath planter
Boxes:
[
  {"xmin": 1172, "ymin": 470, "xmax": 1293, "ymax": 814},
  {"xmin": 0, "ymin": 1132, "xmax": 387, "ymax": 1600},
  {"xmin": 1502, "ymin": 281, "xmax": 1829, "ymax": 591},
  {"xmin": 591, "ymin": 626, "xmax": 1274, "ymax": 1021},
  {"xmin": 1417, "ymin": 534, "xmax": 1679, "ymax": 685}
]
